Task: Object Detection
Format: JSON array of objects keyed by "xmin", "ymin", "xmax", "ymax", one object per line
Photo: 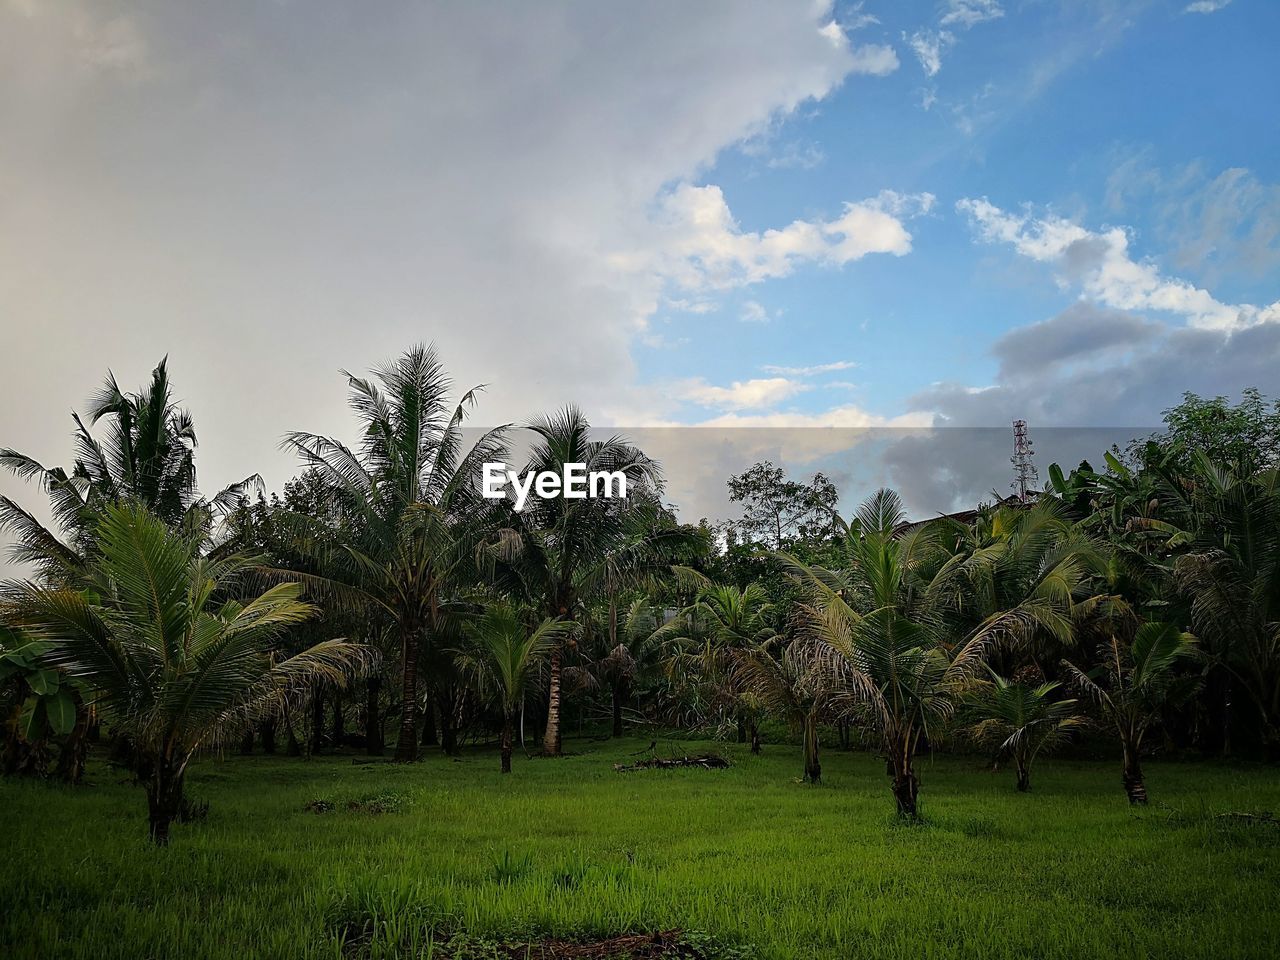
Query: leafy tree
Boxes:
[
  {"xmin": 582, "ymin": 595, "xmax": 666, "ymax": 738},
  {"xmin": 284, "ymin": 345, "xmax": 506, "ymax": 762},
  {"xmin": 964, "ymin": 673, "xmax": 1084, "ymax": 791},
  {"xmin": 456, "ymin": 602, "xmax": 572, "ymax": 772},
  {"xmin": 0, "ymin": 628, "xmax": 84, "ymax": 779},
  {"xmin": 5, "ymin": 503, "xmax": 368, "ymax": 842},
  {"xmin": 1134, "ymin": 388, "xmax": 1280, "ymax": 471},
  {"xmin": 1063, "ymin": 622, "xmax": 1199, "ymax": 804},
  {"xmin": 725, "ymin": 461, "xmax": 839, "ymax": 550}
]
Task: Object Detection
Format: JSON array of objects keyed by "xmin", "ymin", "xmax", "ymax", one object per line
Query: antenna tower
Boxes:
[{"xmin": 1011, "ymin": 419, "xmax": 1038, "ymax": 501}]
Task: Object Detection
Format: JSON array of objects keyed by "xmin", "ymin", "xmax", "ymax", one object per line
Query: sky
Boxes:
[{"xmin": 2, "ymin": 0, "xmax": 1279, "ymax": 548}]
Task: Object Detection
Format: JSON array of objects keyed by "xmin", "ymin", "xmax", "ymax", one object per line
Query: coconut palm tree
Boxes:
[
  {"xmin": 785, "ymin": 490, "xmax": 1061, "ymax": 816},
  {"xmin": 4, "ymin": 503, "xmax": 369, "ymax": 843},
  {"xmin": 935, "ymin": 498, "xmax": 1100, "ymax": 673},
  {"xmin": 0, "ymin": 357, "xmax": 259, "ymax": 581},
  {"xmin": 1164, "ymin": 455, "xmax": 1280, "ymax": 758},
  {"xmin": 653, "ymin": 582, "xmax": 776, "ymax": 749},
  {"xmin": 732, "ymin": 636, "xmax": 824, "ymax": 782},
  {"xmin": 1063, "ymin": 621, "xmax": 1199, "ymax": 804},
  {"xmin": 488, "ymin": 408, "xmax": 694, "ymax": 755},
  {"xmin": 964, "ymin": 673, "xmax": 1084, "ymax": 791},
  {"xmin": 579, "ymin": 595, "xmax": 667, "ymax": 738},
  {"xmin": 455, "ymin": 602, "xmax": 573, "ymax": 772},
  {"xmin": 283, "ymin": 345, "xmax": 507, "ymax": 762}
]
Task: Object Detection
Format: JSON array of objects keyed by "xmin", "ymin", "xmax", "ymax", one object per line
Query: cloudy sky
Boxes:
[{"xmin": 2, "ymin": 0, "xmax": 1278, "ymax": 540}]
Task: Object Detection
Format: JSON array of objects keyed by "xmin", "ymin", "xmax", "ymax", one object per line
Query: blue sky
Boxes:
[
  {"xmin": 1, "ymin": 0, "xmax": 1278, "ymax": 535},
  {"xmin": 637, "ymin": 0, "xmax": 1279, "ymax": 426}
]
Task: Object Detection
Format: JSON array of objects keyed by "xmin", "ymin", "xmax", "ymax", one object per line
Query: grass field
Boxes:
[{"xmin": 3, "ymin": 737, "xmax": 1278, "ymax": 959}]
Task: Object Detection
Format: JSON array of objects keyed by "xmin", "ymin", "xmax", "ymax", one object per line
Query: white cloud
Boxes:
[
  {"xmin": 906, "ymin": 0, "xmax": 1002, "ymax": 78},
  {"xmin": 940, "ymin": 0, "xmax": 1005, "ymax": 28},
  {"xmin": 680, "ymin": 377, "xmax": 810, "ymax": 411},
  {"xmin": 957, "ymin": 197, "xmax": 1280, "ymax": 331},
  {"xmin": 844, "ymin": 2, "xmax": 880, "ymax": 32},
  {"xmin": 1185, "ymin": 0, "xmax": 1232, "ymax": 12},
  {"xmin": 693, "ymin": 406, "xmax": 928, "ymax": 429},
  {"xmin": 739, "ymin": 300, "xmax": 771, "ymax": 323},
  {"xmin": 761, "ymin": 360, "xmax": 858, "ymax": 376},
  {"xmin": 848, "ymin": 42, "xmax": 899, "ymax": 77},
  {"xmin": 907, "ymin": 30, "xmax": 953, "ymax": 77},
  {"xmin": 624, "ymin": 185, "xmax": 934, "ymax": 294}
]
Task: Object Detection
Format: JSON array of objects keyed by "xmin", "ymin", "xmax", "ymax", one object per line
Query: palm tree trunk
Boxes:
[
  {"xmin": 501, "ymin": 713, "xmax": 514, "ymax": 774},
  {"xmin": 737, "ymin": 714, "xmax": 748, "ymax": 743},
  {"xmin": 890, "ymin": 739, "xmax": 919, "ymax": 816},
  {"xmin": 1015, "ymin": 756, "xmax": 1031, "ymax": 792},
  {"xmin": 146, "ymin": 758, "xmax": 185, "ymax": 846},
  {"xmin": 332, "ymin": 691, "xmax": 343, "ymax": 746},
  {"xmin": 802, "ymin": 713, "xmax": 821, "ymax": 783},
  {"xmin": 750, "ymin": 722, "xmax": 761, "ymax": 754},
  {"xmin": 543, "ymin": 640, "xmax": 562, "ymax": 756},
  {"xmin": 365, "ymin": 675, "xmax": 384, "ymax": 756},
  {"xmin": 1122, "ymin": 742, "xmax": 1147, "ymax": 804},
  {"xmin": 394, "ymin": 624, "xmax": 419, "ymax": 763}
]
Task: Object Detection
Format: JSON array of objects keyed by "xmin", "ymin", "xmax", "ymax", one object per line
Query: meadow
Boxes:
[{"xmin": 3, "ymin": 737, "xmax": 1278, "ymax": 960}]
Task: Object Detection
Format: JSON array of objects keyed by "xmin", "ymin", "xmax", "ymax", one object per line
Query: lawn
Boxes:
[{"xmin": 3, "ymin": 737, "xmax": 1278, "ymax": 959}]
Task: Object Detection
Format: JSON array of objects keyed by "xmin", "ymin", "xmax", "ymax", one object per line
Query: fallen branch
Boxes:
[{"xmin": 613, "ymin": 753, "xmax": 730, "ymax": 772}]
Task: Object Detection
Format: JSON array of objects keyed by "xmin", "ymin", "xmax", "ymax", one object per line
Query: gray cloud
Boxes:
[
  {"xmin": 0, "ymin": 1, "xmax": 859, "ymax": 570},
  {"xmin": 884, "ymin": 308, "xmax": 1280, "ymax": 512},
  {"xmin": 992, "ymin": 303, "xmax": 1160, "ymax": 380}
]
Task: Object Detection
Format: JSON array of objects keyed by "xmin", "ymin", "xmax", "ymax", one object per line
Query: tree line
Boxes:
[{"xmin": 2, "ymin": 347, "xmax": 1277, "ymax": 842}]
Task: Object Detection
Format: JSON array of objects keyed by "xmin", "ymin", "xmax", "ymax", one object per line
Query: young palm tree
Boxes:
[
  {"xmin": 785, "ymin": 490, "xmax": 1063, "ymax": 816},
  {"xmin": 585, "ymin": 596, "xmax": 666, "ymax": 738},
  {"xmin": 1166, "ymin": 455, "xmax": 1280, "ymax": 758},
  {"xmin": 283, "ymin": 345, "xmax": 507, "ymax": 762},
  {"xmin": 489, "ymin": 408, "xmax": 693, "ymax": 755},
  {"xmin": 653, "ymin": 582, "xmax": 776, "ymax": 749},
  {"xmin": 4, "ymin": 503, "xmax": 369, "ymax": 843},
  {"xmin": 732, "ymin": 636, "xmax": 823, "ymax": 781},
  {"xmin": 1063, "ymin": 621, "xmax": 1199, "ymax": 804},
  {"xmin": 965, "ymin": 673, "xmax": 1084, "ymax": 791},
  {"xmin": 456, "ymin": 602, "xmax": 573, "ymax": 772}
]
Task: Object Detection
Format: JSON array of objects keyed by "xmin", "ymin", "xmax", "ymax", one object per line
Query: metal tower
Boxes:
[{"xmin": 1011, "ymin": 419, "xmax": 1038, "ymax": 501}]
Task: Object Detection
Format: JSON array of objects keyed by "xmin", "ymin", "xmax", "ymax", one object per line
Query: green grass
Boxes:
[{"xmin": 3, "ymin": 737, "xmax": 1278, "ymax": 959}]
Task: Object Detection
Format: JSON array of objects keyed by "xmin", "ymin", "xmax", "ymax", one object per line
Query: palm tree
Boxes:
[
  {"xmin": 965, "ymin": 673, "xmax": 1084, "ymax": 791},
  {"xmin": 283, "ymin": 345, "xmax": 507, "ymax": 762},
  {"xmin": 733, "ymin": 636, "xmax": 824, "ymax": 782},
  {"xmin": 456, "ymin": 602, "xmax": 573, "ymax": 772},
  {"xmin": 0, "ymin": 357, "xmax": 259, "ymax": 581},
  {"xmin": 4, "ymin": 503, "xmax": 369, "ymax": 843},
  {"xmin": 653, "ymin": 583, "xmax": 776, "ymax": 749},
  {"xmin": 786, "ymin": 490, "xmax": 1059, "ymax": 816},
  {"xmin": 582, "ymin": 596, "xmax": 666, "ymax": 738},
  {"xmin": 1063, "ymin": 621, "xmax": 1198, "ymax": 804},
  {"xmin": 489, "ymin": 408, "xmax": 693, "ymax": 755},
  {"xmin": 1164, "ymin": 455, "xmax": 1280, "ymax": 758}
]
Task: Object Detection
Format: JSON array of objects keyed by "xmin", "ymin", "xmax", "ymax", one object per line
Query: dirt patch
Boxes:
[{"xmin": 480, "ymin": 929, "xmax": 711, "ymax": 958}]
